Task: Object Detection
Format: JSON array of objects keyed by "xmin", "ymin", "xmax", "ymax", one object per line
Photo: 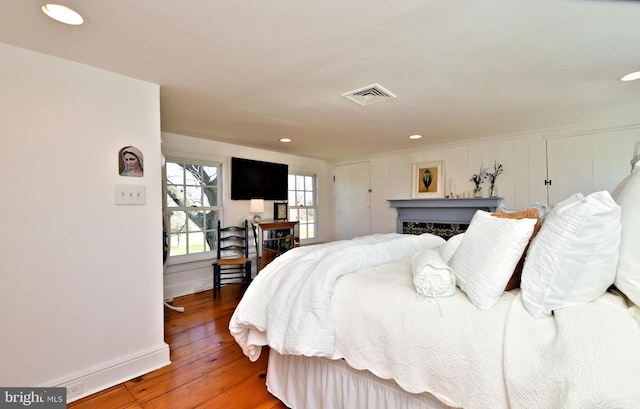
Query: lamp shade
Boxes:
[{"xmin": 250, "ymin": 198, "xmax": 265, "ymax": 213}]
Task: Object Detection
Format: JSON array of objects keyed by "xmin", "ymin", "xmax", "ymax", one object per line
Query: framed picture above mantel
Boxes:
[{"xmin": 411, "ymin": 161, "xmax": 444, "ymax": 199}]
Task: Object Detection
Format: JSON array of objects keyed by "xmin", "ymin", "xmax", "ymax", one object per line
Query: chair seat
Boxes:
[{"xmin": 216, "ymin": 257, "xmax": 249, "ymax": 266}]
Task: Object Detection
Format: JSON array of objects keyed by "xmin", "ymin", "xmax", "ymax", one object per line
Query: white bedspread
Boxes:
[
  {"xmin": 504, "ymin": 291, "xmax": 640, "ymax": 408},
  {"xmin": 229, "ymin": 233, "xmax": 445, "ymax": 361},
  {"xmin": 333, "ymin": 260, "xmax": 513, "ymax": 409},
  {"xmin": 230, "ymin": 234, "xmax": 640, "ymax": 408},
  {"xmin": 334, "ymin": 262, "xmax": 640, "ymax": 408}
]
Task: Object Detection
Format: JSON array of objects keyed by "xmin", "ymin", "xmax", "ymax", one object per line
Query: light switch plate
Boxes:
[{"xmin": 115, "ymin": 184, "xmax": 146, "ymax": 205}]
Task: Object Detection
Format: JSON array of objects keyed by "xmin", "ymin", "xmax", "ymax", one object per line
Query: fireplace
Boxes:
[{"xmin": 388, "ymin": 198, "xmax": 502, "ymax": 239}]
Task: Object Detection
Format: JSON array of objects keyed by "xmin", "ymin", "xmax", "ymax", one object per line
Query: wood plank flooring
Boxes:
[{"xmin": 69, "ymin": 285, "xmax": 288, "ymax": 409}]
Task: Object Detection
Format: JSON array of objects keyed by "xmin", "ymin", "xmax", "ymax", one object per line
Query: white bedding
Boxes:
[
  {"xmin": 333, "ymin": 259, "xmax": 512, "ymax": 408},
  {"xmin": 335, "ymin": 261, "xmax": 640, "ymax": 408},
  {"xmin": 504, "ymin": 291, "xmax": 640, "ymax": 408},
  {"xmin": 230, "ymin": 233, "xmax": 640, "ymax": 408},
  {"xmin": 229, "ymin": 233, "xmax": 445, "ymax": 360}
]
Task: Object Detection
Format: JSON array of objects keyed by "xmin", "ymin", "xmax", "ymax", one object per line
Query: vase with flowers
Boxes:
[
  {"xmin": 487, "ymin": 161, "xmax": 504, "ymax": 197},
  {"xmin": 470, "ymin": 165, "xmax": 488, "ymax": 198}
]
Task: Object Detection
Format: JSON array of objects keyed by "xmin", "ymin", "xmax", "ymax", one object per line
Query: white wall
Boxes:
[
  {"xmin": 0, "ymin": 43, "xmax": 169, "ymax": 399},
  {"xmin": 161, "ymin": 132, "xmax": 332, "ymax": 299},
  {"xmin": 335, "ymin": 125, "xmax": 640, "ymax": 235}
]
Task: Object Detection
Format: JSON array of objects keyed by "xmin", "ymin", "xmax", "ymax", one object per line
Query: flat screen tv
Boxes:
[{"xmin": 231, "ymin": 157, "xmax": 288, "ymax": 200}]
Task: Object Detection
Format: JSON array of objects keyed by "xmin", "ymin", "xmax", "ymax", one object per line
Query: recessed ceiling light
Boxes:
[
  {"xmin": 279, "ymin": 138, "xmax": 292, "ymax": 143},
  {"xmin": 41, "ymin": 3, "xmax": 85, "ymax": 25},
  {"xmin": 621, "ymin": 71, "xmax": 640, "ymax": 82},
  {"xmin": 409, "ymin": 134, "xmax": 422, "ymax": 140}
]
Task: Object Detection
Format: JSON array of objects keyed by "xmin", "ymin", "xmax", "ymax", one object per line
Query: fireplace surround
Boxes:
[{"xmin": 389, "ymin": 198, "xmax": 503, "ymax": 239}]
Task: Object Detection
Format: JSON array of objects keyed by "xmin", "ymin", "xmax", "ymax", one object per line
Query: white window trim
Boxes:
[
  {"xmin": 289, "ymin": 172, "xmax": 319, "ymax": 243},
  {"xmin": 164, "ymin": 157, "xmax": 223, "ymax": 263}
]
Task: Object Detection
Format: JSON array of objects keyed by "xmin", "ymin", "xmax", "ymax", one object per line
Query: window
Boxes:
[
  {"xmin": 288, "ymin": 173, "xmax": 317, "ymax": 240},
  {"xmin": 165, "ymin": 160, "xmax": 221, "ymax": 259}
]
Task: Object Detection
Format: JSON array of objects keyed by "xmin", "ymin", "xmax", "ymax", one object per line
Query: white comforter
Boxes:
[
  {"xmin": 230, "ymin": 234, "xmax": 640, "ymax": 408},
  {"xmin": 229, "ymin": 233, "xmax": 445, "ymax": 360}
]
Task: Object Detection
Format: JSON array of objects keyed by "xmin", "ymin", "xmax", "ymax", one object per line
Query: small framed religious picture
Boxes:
[
  {"xmin": 119, "ymin": 146, "xmax": 144, "ymax": 177},
  {"xmin": 274, "ymin": 202, "xmax": 288, "ymax": 221}
]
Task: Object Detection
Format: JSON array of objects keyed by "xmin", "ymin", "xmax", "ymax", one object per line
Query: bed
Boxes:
[{"xmin": 229, "ymin": 162, "xmax": 640, "ymax": 409}]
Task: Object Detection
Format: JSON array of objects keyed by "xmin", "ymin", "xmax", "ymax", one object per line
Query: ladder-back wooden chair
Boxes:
[{"xmin": 212, "ymin": 219, "xmax": 252, "ymax": 299}]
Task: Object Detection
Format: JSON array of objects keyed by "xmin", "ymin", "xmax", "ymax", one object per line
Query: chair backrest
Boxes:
[{"xmin": 216, "ymin": 219, "xmax": 249, "ymax": 259}]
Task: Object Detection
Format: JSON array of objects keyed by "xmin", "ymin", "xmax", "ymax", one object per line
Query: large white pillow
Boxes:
[
  {"xmin": 449, "ymin": 210, "xmax": 536, "ymax": 310},
  {"xmin": 521, "ymin": 191, "xmax": 621, "ymax": 319},
  {"xmin": 612, "ymin": 162, "xmax": 640, "ymax": 306}
]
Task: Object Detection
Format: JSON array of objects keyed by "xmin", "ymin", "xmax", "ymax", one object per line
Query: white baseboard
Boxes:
[
  {"xmin": 164, "ymin": 280, "xmax": 212, "ymax": 300},
  {"xmin": 52, "ymin": 343, "xmax": 171, "ymax": 403}
]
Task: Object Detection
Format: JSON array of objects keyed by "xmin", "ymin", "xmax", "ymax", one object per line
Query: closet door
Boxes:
[
  {"xmin": 334, "ymin": 162, "xmax": 371, "ymax": 240},
  {"xmin": 546, "ymin": 130, "xmax": 640, "ymax": 205},
  {"xmin": 546, "ymin": 135, "xmax": 593, "ymax": 205}
]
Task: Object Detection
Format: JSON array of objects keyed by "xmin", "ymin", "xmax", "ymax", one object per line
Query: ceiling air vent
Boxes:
[{"xmin": 341, "ymin": 83, "xmax": 397, "ymax": 106}]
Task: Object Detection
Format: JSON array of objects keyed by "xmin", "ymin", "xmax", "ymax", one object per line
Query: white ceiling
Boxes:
[{"xmin": 1, "ymin": 0, "xmax": 639, "ymax": 161}]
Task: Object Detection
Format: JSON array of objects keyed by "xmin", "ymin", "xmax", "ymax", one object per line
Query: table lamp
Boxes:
[{"xmin": 250, "ymin": 199, "xmax": 264, "ymax": 224}]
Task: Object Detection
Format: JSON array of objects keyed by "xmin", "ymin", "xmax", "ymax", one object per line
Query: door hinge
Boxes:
[{"xmin": 544, "ymin": 179, "xmax": 552, "ymax": 186}]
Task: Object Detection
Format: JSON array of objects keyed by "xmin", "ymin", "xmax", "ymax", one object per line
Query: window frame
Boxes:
[
  {"xmin": 164, "ymin": 158, "xmax": 223, "ymax": 264},
  {"xmin": 288, "ymin": 172, "xmax": 319, "ymax": 243}
]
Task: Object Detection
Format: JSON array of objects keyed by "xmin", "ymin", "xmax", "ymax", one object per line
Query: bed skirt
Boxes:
[{"xmin": 266, "ymin": 351, "xmax": 456, "ymax": 409}]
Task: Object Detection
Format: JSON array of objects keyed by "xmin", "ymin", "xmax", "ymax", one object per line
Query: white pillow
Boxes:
[
  {"xmin": 438, "ymin": 233, "xmax": 465, "ymax": 264},
  {"xmin": 521, "ymin": 191, "xmax": 621, "ymax": 319},
  {"xmin": 612, "ymin": 162, "xmax": 640, "ymax": 306},
  {"xmin": 449, "ymin": 210, "xmax": 536, "ymax": 309}
]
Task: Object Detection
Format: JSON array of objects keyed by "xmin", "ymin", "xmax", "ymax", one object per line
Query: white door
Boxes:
[
  {"xmin": 334, "ymin": 162, "xmax": 371, "ymax": 240},
  {"xmin": 546, "ymin": 135, "xmax": 593, "ymax": 206},
  {"xmin": 546, "ymin": 131, "xmax": 640, "ymax": 205}
]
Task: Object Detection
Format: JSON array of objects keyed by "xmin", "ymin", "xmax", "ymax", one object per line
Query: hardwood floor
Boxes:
[{"xmin": 69, "ymin": 285, "xmax": 288, "ymax": 409}]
